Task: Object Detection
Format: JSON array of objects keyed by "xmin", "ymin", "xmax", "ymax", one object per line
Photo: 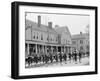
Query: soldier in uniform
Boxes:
[
  {"xmin": 63, "ymin": 53, "xmax": 67, "ymax": 64},
  {"xmin": 42, "ymin": 54, "xmax": 45, "ymax": 63},
  {"xmin": 79, "ymin": 51, "xmax": 82, "ymax": 63},
  {"xmin": 55, "ymin": 54, "xmax": 58, "ymax": 62},
  {"xmin": 34, "ymin": 55, "xmax": 38, "ymax": 65},
  {"xmin": 59, "ymin": 52, "xmax": 63, "ymax": 64},
  {"xmin": 44, "ymin": 54, "xmax": 47, "ymax": 64},
  {"xmin": 49, "ymin": 54, "xmax": 53, "ymax": 63},
  {"xmin": 68, "ymin": 52, "xmax": 72, "ymax": 63},
  {"xmin": 72, "ymin": 52, "xmax": 74, "ymax": 62},
  {"xmin": 38, "ymin": 55, "xmax": 42, "ymax": 64},
  {"xmin": 26, "ymin": 56, "xmax": 33, "ymax": 66},
  {"xmin": 45, "ymin": 54, "xmax": 49, "ymax": 64},
  {"xmin": 74, "ymin": 50, "xmax": 78, "ymax": 64}
]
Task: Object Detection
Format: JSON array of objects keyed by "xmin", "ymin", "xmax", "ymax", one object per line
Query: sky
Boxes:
[{"xmin": 26, "ymin": 12, "xmax": 90, "ymax": 35}]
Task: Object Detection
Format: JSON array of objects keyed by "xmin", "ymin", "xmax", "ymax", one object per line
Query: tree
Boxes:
[{"xmin": 85, "ymin": 24, "xmax": 89, "ymax": 35}]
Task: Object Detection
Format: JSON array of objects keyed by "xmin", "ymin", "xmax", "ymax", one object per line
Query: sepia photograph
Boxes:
[{"xmin": 25, "ymin": 12, "xmax": 90, "ymax": 68}]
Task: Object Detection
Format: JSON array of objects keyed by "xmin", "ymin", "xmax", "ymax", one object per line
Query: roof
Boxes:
[
  {"xmin": 71, "ymin": 33, "xmax": 89, "ymax": 40},
  {"xmin": 26, "ymin": 19, "xmax": 57, "ymax": 34},
  {"xmin": 54, "ymin": 26, "xmax": 71, "ymax": 36}
]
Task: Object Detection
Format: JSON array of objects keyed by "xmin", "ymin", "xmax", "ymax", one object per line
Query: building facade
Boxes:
[
  {"xmin": 25, "ymin": 16, "xmax": 72, "ymax": 57},
  {"xmin": 71, "ymin": 32, "xmax": 89, "ymax": 53},
  {"xmin": 55, "ymin": 26, "xmax": 72, "ymax": 54}
]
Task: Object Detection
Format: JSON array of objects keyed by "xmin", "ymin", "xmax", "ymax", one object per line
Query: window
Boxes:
[
  {"xmin": 37, "ymin": 33, "xmax": 38, "ymax": 39},
  {"xmin": 86, "ymin": 45, "xmax": 89, "ymax": 50},
  {"xmin": 56, "ymin": 37, "xmax": 58, "ymax": 42},
  {"xmin": 33, "ymin": 35, "xmax": 35, "ymax": 39},
  {"xmin": 52, "ymin": 38, "xmax": 54, "ymax": 41},
  {"xmin": 68, "ymin": 40, "xmax": 70, "ymax": 45},
  {"xmin": 47, "ymin": 36, "xmax": 49, "ymax": 41},
  {"xmin": 80, "ymin": 46, "xmax": 83, "ymax": 50},
  {"xmin": 27, "ymin": 25, "xmax": 32, "ymax": 29},
  {"xmin": 63, "ymin": 39, "xmax": 65, "ymax": 44},
  {"xmin": 66, "ymin": 40, "xmax": 67, "ymax": 44},
  {"xmin": 80, "ymin": 40, "xmax": 83, "ymax": 44},
  {"xmin": 33, "ymin": 32, "xmax": 35, "ymax": 39},
  {"xmin": 72, "ymin": 41, "xmax": 76, "ymax": 44},
  {"xmin": 25, "ymin": 43, "xmax": 27, "ymax": 52},
  {"xmin": 86, "ymin": 40, "xmax": 89, "ymax": 44},
  {"xmin": 51, "ymin": 38, "xmax": 52, "ymax": 41},
  {"xmin": 41, "ymin": 34, "xmax": 43, "ymax": 40},
  {"xmin": 37, "ymin": 36, "xmax": 38, "ymax": 39}
]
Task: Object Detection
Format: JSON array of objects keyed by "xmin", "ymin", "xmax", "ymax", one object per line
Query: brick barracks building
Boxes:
[{"xmin": 25, "ymin": 16, "xmax": 72, "ymax": 57}]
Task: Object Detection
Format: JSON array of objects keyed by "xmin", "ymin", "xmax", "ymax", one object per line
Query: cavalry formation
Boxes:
[{"xmin": 25, "ymin": 51, "xmax": 89, "ymax": 67}]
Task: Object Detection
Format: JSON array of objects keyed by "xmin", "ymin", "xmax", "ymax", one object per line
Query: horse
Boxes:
[{"xmin": 25, "ymin": 56, "xmax": 33, "ymax": 66}]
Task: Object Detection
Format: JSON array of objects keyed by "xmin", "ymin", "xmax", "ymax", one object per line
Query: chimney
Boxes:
[
  {"xmin": 38, "ymin": 15, "xmax": 41, "ymax": 27},
  {"xmin": 48, "ymin": 22, "xmax": 52, "ymax": 28},
  {"xmin": 80, "ymin": 32, "xmax": 82, "ymax": 35},
  {"xmin": 55, "ymin": 25, "xmax": 59, "ymax": 28}
]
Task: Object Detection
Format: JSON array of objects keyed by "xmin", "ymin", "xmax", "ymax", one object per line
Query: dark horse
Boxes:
[{"xmin": 25, "ymin": 56, "xmax": 33, "ymax": 66}]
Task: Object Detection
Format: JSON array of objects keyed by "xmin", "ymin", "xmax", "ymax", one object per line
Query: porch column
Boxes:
[
  {"xmin": 45, "ymin": 46, "xmax": 47, "ymax": 54},
  {"xmin": 68, "ymin": 47, "xmax": 70, "ymax": 53},
  {"xmin": 44, "ymin": 46, "xmax": 45, "ymax": 54},
  {"xmin": 64, "ymin": 46, "xmax": 65, "ymax": 53},
  {"xmin": 39, "ymin": 45, "xmax": 40, "ymax": 54},
  {"xmin": 65, "ymin": 46, "xmax": 67, "ymax": 53},
  {"xmin": 67, "ymin": 47, "xmax": 69, "ymax": 54},
  {"xmin": 27, "ymin": 43, "xmax": 29, "ymax": 55},
  {"xmin": 36, "ymin": 44, "xmax": 37, "ymax": 54},
  {"xmin": 56, "ymin": 46, "xmax": 58, "ymax": 53},
  {"xmin": 61, "ymin": 46, "xmax": 62, "ymax": 53},
  {"xmin": 42, "ymin": 45, "xmax": 44, "ymax": 53},
  {"xmin": 51, "ymin": 46, "xmax": 53, "ymax": 53},
  {"xmin": 70, "ymin": 47, "xmax": 72, "ymax": 54},
  {"xmin": 69, "ymin": 47, "xmax": 71, "ymax": 53},
  {"xmin": 66, "ymin": 46, "xmax": 68, "ymax": 54}
]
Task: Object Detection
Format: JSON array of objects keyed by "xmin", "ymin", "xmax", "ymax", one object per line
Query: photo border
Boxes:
[{"xmin": 11, "ymin": 1, "xmax": 98, "ymax": 79}]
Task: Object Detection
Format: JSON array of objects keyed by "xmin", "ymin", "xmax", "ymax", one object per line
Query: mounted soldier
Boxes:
[
  {"xmin": 25, "ymin": 55, "xmax": 33, "ymax": 66},
  {"xmin": 59, "ymin": 52, "xmax": 63, "ymax": 63},
  {"xmin": 68, "ymin": 52, "xmax": 72, "ymax": 63},
  {"xmin": 63, "ymin": 53, "xmax": 67, "ymax": 64},
  {"xmin": 79, "ymin": 51, "xmax": 82, "ymax": 63},
  {"xmin": 49, "ymin": 53, "xmax": 53, "ymax": 63},
  {"xmin": 74, "ymin": 50, "xmax": 78, "ymax": 64},
  {"xmin": 34, "ymin": 54, "xmax": 38, "ymax": 64},
  {"xmin": 55, "ymin": 53, "xmax": 59, "ymax": 62}
]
